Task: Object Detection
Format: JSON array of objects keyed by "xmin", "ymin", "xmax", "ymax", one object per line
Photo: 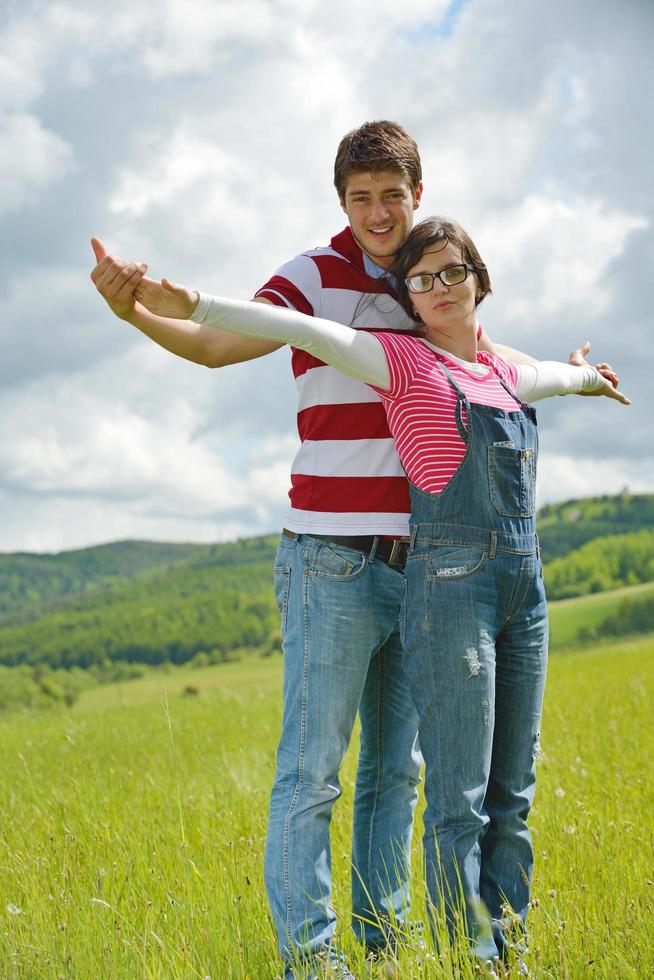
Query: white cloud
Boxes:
[
  {"xmin": 109, "ymin": 129, "xmax": 242, "ymax": 219},
  {"xmin": 142, "ymin": 0, "xmax": 274, "ymax": 77},
  {"xmin": 0, "ymin": 345, "xmax": 297, "ymax": 527},
  {"xmin": 537, "ymin": 453, "xmax": 654, "ymax": 507},
  {"xmin": 0, "ymin": 112, "xmax": 73, "ymax": 213},
  {"xmin": 0, "ymin": 491, "xmax": 262, "ymax": 554},
  {"xmin": 477, "ymin": 195, "xmax": 648, "ymax": 324}
]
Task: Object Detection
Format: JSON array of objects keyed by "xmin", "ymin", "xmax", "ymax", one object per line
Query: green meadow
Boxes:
[
  {"xmin": 547, "ymin": 579, "xmax": 654, "ymax": 648},
  {"xmin": 1, "ymin": 626, "xmax": 652, "ymax": 978}
]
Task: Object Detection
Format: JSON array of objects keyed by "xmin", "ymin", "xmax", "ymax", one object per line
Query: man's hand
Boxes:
[
  {"xmin": 90, "ymin": 237, "xmax": 150, "ymax": 320},
  {"xmin": 569, "ymin": 341, "xmax": 631, "ymax": 405},
  {"xmin": 135, "ymin": 277, "xmax": 200, "ymax": 320},
  {"xmin": 91, "ymin": 238, "xmax": 200, "ymax": 321}
]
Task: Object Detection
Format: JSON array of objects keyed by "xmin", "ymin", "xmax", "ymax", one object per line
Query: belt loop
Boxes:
[
  {"xmin": 410, "ymin": 524, "xmax": 418, "ymax": 550},
  {"xmin": 489, "ymin": 530, "xmax": 497, "ymax": 559},
  {"xmin": 369, "ymin": 535, "xmax": 379, "ymax": 562}
]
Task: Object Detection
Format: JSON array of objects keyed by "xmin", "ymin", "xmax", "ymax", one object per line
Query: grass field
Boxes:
[{"xmin": 1, "ymin": 635, "xmax": 652, "ymax": 979}]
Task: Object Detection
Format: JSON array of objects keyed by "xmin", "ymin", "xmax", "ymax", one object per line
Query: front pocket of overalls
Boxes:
[
  {"xmin": 488, "ymin": 443, "xmax": 536, "ymax": 517},
  {"xmin": 427, "ymin": 546, "xmax": 487, "ymax": 581}
]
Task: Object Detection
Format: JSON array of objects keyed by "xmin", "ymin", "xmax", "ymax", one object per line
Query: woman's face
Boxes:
[{"xmin": 405, "ymin": 241, "xmax": 478, "ymax": 338}]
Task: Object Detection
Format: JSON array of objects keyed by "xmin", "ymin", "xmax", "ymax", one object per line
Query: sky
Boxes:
[{"xmin": 1, "ymin": 0, "xmax": 652, "ymax": 553}]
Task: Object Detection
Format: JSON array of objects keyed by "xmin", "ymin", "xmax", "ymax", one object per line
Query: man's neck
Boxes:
[
  {"xmin": 362, "ymin": 250, "xmax": 394, "ymax": 280},
  {"xmin": 364, "ymin": 251, "xmax": 395, "ymax": 271}
]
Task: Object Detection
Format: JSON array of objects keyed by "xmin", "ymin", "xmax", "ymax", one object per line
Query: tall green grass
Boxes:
[{"xmin": 1, "ymin": 638, "xmax": 652, "ymax": 978}]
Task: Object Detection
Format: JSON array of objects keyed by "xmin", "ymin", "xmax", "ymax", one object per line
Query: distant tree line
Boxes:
[{"xmin": 543, "ymin": 530, "xmax": 654, "ymax": 599}]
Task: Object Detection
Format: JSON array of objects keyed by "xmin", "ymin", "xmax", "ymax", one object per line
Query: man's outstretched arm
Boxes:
[
  {"xmin": 90, "ymin": 238, "xmax": 283, "ymax": 367},
  {"xmin": 478, "ymin": 327, "xmax": 620, "ymax": 390},
  {"xmin": 478, "ymin": 327, "xmax": 537, "ymax": 364}
]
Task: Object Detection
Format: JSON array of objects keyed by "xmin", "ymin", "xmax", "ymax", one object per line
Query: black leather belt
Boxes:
[{"xmin": 282, "ymin": 529, "xmax": 409, "ymax": 570}]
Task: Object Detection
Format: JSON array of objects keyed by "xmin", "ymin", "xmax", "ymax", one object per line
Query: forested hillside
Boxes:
[
  {"xmin": 0, "ymin": 540, "xmax": 213, "ymax": 619},
  {"xmin": 0, "ymin": 493, "xmax": 651, "ymax": 693},
  {"xmin": 537, "ymin": 492, "xmax": 654, "ymax": 563}
]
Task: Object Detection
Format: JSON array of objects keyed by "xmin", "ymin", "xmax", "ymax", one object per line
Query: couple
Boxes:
[{"xmin": 91, "ymin": 121, "xmax": 627, "ymax": 978}]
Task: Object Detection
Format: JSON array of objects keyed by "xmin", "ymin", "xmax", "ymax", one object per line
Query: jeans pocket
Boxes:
[
  {"xmin": 273, "ymin": 565, "xmax": 291, "ymax": 635},
  {"xmin": 309, "ymin": 541, "xmax": 368, "ymax": 581},
  {"xmin": 427, "ymin": 546, "xmax": 486, "ymax": 581},
  {"xmin": 488, "ymin": 442, "xmax": 536, "ymax": 517}
]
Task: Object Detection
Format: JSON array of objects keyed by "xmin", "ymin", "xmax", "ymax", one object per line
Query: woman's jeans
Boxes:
[
  {"xmin": 265, "ymin": 532, "xmax": 422, "ymax": 972},
  {"xmin": 402, "ymin": 525, "xmax": 548, "ymax": 961}
]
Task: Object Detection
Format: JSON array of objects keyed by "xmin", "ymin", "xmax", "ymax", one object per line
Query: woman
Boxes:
[{"xmin": 128, "ymin": 217, "xmax": 627, "ymax": 968}]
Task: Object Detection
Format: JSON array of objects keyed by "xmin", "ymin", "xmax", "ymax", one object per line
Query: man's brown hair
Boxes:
[
  {"xmin": 390, "ymin": 216, "xmax": 493, "ymax": 321},
  {"xmin": 333, "ymin": 120, "xmax": 422, "ymax": 203}
]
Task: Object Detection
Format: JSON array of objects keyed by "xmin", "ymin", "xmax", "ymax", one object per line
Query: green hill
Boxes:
[
  {"xmin": 537, "ymin": 492, "xmax": 654, "ymax": 563},
  {"xmin": 0, "ymin": 539, "xmax": 213, "ymax": 620},
  {"xmin": 548, "ymin": 580, "xmax": 654, "ymax": 649},
  {"xmin": 0, "ymin": 536, "xmax": 279, "ymax": 672},
  {"xmin": 0, "ymin": 492, "xmax": 651, "ymax": 690}
]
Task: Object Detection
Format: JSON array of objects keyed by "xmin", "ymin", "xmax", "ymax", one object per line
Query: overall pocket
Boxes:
[
  {"xmin": 427, "ymin": 545, "xmax": 487, "ymax": 581},
  {"xmin": 488, "ymin": 442, "xmax": 536, "ymax": 517}
]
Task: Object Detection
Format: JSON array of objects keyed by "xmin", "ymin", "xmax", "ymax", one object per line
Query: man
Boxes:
[{"xmin": 91, "ymin": 121, "xmax": 536, "ymax": 978}]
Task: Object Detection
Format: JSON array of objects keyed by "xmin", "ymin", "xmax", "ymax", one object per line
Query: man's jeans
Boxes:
[{"xmin": 265, "ymin": 533, "xmax": 421, "ymax": 971}]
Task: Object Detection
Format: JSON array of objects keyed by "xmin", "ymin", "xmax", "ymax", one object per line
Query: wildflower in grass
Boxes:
[
  {"xmin": 7, "ymin": 904, "xmax": 22, "ymax": 915},
  {"xmin": 554, "ymin": 787, "xmax": 565, "ymax": 798}
]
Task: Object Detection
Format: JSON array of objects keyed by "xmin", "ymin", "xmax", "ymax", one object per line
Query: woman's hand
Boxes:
[
  {"xmin": 569, "ymin": 341, "xmax": 631, "ymax": 405},
  {"xmin": 134, "ymin": 278, "xmax": 200, "ymax": 320}
]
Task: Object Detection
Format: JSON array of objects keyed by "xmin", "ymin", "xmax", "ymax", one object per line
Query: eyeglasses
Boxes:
[{"xmin": 404, "ymin": 263, "xmax": 476, "ymax": 294}]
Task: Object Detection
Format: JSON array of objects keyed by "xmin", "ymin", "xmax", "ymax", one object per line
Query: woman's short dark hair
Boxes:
[{"xmin": 391, "ymin": 217, "xmax": 492, "ymax": 322}]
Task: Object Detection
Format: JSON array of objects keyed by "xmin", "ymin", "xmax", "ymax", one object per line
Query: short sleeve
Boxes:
[
  {"xmin": 369, "ymin": 332, "xmax": 423, "ymax": 400},
  {"xmin": 254, "ymin": 254, "xmax": 321, "ymax": 316},
  {"xmin": 478, "ymin": 351, "xmax": 520, "ymax": 393}
]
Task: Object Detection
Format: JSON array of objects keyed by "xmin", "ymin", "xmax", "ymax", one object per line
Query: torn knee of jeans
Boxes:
[
  {"xmin": 464, "ymin": 646, "xmax": 481, "ymax": 677},
  {"xmin": 533, "ymin": 731, "xmax": 542, "ymax": 760},
  {"xmin": 482, "ymin": 699, "xmax": 492, "ymax": 729}
]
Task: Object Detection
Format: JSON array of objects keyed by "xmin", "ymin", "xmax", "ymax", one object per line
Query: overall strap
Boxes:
[{"xmin": 433, "ymin": 356, "xmax": 470, "ymax": 443}]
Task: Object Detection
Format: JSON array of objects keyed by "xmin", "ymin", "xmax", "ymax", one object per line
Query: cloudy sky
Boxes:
[{"xmin": 1, "ymin": 0, "xmax": 652, "ymax": 553}]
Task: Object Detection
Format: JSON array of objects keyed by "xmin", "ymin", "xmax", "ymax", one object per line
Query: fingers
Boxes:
[
  {"xmin": 91, "ymin": 237, "xmax": 106, "ymax": 263},
  {"xmin": 611, "ymin": 388, "xmax": 631, "ymax": 405},
  {"xmin": 595, "ymin": 362, "xmax": 619, "ymax": 388},
  {"xmin": 161, "ymin": 276, "xmax": 187, "ymax": 294},
  {"xmin": 568, "ymin": 341, "xmax": 592, "ymax": 368},
  {"xmin": 597, "ymin": 369, "xmax": 619, "ymax": 388},
  {"xmin": 600, "ymin": 378, "xmax": 631, "ymax": 405},
  {"xmin": 94, "ymin": 259, "xmax": 148, "ymax": 302}
]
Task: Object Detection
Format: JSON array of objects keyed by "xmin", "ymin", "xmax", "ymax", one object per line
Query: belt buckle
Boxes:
[{"xmin": 388, "ymin": 538, "xmax": 405, "ymax": 566}]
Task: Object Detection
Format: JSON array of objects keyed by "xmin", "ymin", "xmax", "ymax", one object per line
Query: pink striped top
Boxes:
[{"xmin": 372, "ymin": 333, "xmax": 521, "ymax": 495}]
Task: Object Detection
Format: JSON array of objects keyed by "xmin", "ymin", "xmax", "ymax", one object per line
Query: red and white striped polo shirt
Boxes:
[
  {"xmin": 372, "ymin": 333, "xmax": 521, "ymax": 495},
  {"xmin": 255, "ymin": 227, "xmax": 416, "ymax": 536}
]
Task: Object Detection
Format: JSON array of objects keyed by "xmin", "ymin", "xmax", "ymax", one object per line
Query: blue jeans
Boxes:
[
  {"xmin": 401, "ymin": 530, "xmax": 548, "ymax": 960},
  {"xmin": 265, "ymin": 533, "xmax": 421, "ymax": 972}
]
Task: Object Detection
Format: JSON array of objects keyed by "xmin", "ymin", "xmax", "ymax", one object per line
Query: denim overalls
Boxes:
[{"xmin": 400, "ymin": 359, "xmax": 549, "ymax": 962}]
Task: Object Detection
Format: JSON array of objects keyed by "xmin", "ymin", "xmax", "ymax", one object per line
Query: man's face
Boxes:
[{"xmin": 341, "ymin": 171, "xmax": 422, "ymax": 270}]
